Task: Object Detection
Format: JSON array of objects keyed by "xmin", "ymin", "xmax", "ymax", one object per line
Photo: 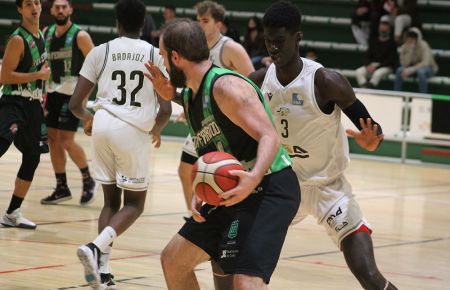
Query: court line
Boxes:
[
  {"xmin": 0, "ymin": 264, "xmax": 65, "ymax": 274},
  {"xmin": 284, "ymin": 236, "xmax": 450, "ymax": 260}
]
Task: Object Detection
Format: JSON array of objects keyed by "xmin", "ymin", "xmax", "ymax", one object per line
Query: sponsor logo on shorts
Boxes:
[
  {"xmin": 326, "ymin": 207, "xmax": 349, "ymax": 233},
  {"xmin": 220, "ymin": 249, "xmax": 239, "ymax": 259},
  {"xmin": 228, "ymin": 220, "xmax": 239, "ymax": 239},
  {"xmin": 119, "ymin": 175, "xmax": 145, "ymax": 184}
]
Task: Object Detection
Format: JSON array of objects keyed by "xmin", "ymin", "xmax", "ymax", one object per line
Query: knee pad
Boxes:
[{"xmin": 17, "ymin": 153, "xmax": 41, "ymax": 181}]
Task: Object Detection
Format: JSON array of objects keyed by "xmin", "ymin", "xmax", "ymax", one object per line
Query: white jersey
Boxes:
[
  {"xmin": 261, "ymin": 58, "xmax": 349, "ymax": 182},
  {"xmin": 209, "ymin": 35, "xmax": 231, "ymax": 69},
  {"xmin": 80, "ymin": 36, "xmax": 166, "ymax": 132}
]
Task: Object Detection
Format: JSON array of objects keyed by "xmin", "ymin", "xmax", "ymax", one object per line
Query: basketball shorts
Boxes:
[
  {"xmin": 180, "ymin": 134, "xmax": 198, "ymax": 164},
  {"xmin": 292, "ymin": 175, "xmax": 371, "ymax": 248},
  {"xmin": 179, "ymin": 167, "xmax": 301, "ymax": 283},
  {"xmin": 0, "ymin": 94, "xmax": 45, "ymax": 155},
  {"xmin": 92, "ymin": 109, "xmax": 150, "ymax": 191},
  {"xmin": 45, "ymin": 92, "xmax": 80, "ymax": 131}
]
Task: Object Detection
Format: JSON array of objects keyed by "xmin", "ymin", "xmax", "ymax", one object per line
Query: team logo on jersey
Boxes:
[
  {"xmin": 28, "ymin": 39, "xmax": 36, "ymax": 49},
  {"xmin": 283, "ymin": 144, "xmax": 309, "ymax": 158},
  {"xmin": 266, "ymin": 92, "xmax": 273, "ymax": 101},
  {"xmin": 276, "ymin": 107, "xmax": 290, "ymax": 117},
  {"xmin": 292, "ymin": 93, "xmax": 303, "ymax": 106}
]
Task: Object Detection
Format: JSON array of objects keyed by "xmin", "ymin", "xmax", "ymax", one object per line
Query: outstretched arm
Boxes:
[{"xmin": 315, "ymin": 69, "xmax": 384, "ymax": 151}]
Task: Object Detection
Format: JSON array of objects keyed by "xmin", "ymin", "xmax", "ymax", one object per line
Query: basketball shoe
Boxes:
[
  {"xmin": 77, "ymin": 243, "xmax": 101, "ymax": 290},
  {"xmin": 99, "ymin": 273, "xmax": 116, "ymax": 290},
  {"xmin": 0, "ymin": 208, "xmax": 36, "ymax": 229},
  {"xmin": 40, "ymin": 187, "xmax": 72, "ymax": 204},
  {"xmin": 80, "ymin": 178, "xmax": 96, "ymax": 205}
]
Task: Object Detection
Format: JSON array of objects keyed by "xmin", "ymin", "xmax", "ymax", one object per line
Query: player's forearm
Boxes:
[
  {"xmin": 151, "ymin": 106, "xmax": 171, "ymax": 134},
  {"xmin": 251, "ymin": 133, "xmax": 280, "ymax": 179},
  {"xmin": 0, "ymin": 71, "xmax": 43, "ymax": 85}
]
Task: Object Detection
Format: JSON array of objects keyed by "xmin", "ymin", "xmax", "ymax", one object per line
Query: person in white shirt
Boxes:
[{"xmin": 68, "ymin": 0, "xmax": 171, "ymax": 288}]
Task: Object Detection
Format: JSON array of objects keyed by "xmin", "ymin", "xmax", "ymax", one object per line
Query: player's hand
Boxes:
[
  {"xmin": 144, "ymin": 60, "xmax": 175, "ymax": 101},
  {"xmin": 83, "ymin": 113, "xmax": 94, "ymax": 136},
  {"xmin": 150, "ymin": 128, "xmax": 161, "ymax": 148},
  {"xmin": 219, "ymin": 170, "xmax": 261, "ymax": 207},
  {"xmin": 39, "ymin": 62, "xmax": 51, "ymax": 81},
  {"xmin": 191, "ymin": 194, "xmax": 205, "ymax": 223},
  {"xmin": 346, "ymin": 118, "xmax": 384, "ymax": 152}
]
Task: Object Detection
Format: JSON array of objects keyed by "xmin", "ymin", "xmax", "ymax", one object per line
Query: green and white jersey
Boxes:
[
  {"xmin": 1, "ymin": 26, "xmax": 47, "ymax": 100},
  {"xmin": 182, "ymin": 65, "xmax": 291, "ymax": 173},
  {"xmin": 45, "ymin": 23, "xmax": 83, "ymax": 95}
]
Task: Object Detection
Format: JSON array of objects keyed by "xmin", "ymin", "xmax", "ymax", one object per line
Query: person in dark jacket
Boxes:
[{"xmin": 355, "ymin": 19, "xmax": 398, "ymax": 88}]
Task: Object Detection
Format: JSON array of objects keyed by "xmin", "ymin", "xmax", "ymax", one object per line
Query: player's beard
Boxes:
[
  {"xmin": 168, "ymin": 56, "xmax": 187, "ymax": 88},
  {"xmin": 54, "ymin": 15, "xmax": 69, "ymax": 26}
]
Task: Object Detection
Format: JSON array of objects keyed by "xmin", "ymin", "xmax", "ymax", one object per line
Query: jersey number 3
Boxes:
[
  {"xmin": 112, "ymin": 70, "xmax": 143, "ymax": 107},
  {"xmin": 281, "ymin": 119, "xmax": 289, "ymax": 138}
]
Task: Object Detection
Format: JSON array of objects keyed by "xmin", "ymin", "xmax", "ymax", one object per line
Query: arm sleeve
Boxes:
[{"xmin": 343, "ymin": 99, "xmax": 383, "ymax": 136}]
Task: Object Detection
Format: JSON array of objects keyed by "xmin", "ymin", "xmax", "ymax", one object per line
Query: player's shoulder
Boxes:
[
  {"xmin": 223, "ymin": 37, "xmax": 246, "ymax": 53},
  {"xmin": 6, "ymin": 34, "xmax": 25, "ymax": 49}
]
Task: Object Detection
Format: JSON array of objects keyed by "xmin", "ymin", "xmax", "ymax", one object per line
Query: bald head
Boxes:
[{"xmin": 162, "ymin": 18, "xmax": 209, "ymax": 62}]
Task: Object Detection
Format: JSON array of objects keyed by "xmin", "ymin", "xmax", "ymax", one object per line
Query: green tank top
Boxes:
[
  {"xmin": 183, "ymin": 65, "xmax": 291, "ymax": 173},
  {"xmin": 1, "ymin": 26, "xmax": 47, "ymax": 100},
  {"xmin": 45, "ymin": 23, "xmax": 82, "ymax": 84}
]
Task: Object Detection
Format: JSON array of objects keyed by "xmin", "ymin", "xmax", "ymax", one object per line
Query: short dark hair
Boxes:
[
  {"xmin": 263, "ymin": 1, "xmax": 302, "ymax": 33},
  {"xmin": 162, "ymin": 18, "xmax": 209, "ymax": 63},
  {"xmin": 49, "ymin": 0, "xmax": 72, "ymax": 7},
  {"xmin": 195, "ymin": 1, "xmax": 226, "ymax": 22},
  {"xmin": 115, "ymin": 0, "xmax": 146, "ymax": 34},
  {"xmin": 406, "ymin": 30, "xmax": 418, "ymax": 39},
  {"xmin": 165, "ymin": 4, "xmax": 176, "ymax": 12}
]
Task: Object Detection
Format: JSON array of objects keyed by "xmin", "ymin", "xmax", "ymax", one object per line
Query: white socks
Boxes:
[{"xmin": 93, "ymin": 226, "xmax": 117, "ymax": 253}]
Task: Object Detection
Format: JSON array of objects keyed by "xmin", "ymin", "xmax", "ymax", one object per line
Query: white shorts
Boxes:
[
  {"xmin": 92, "ymin": 109, "xmax": 150, "ymax": 191},
  {"xmin": 292, "ymin": 175, "xmax": 371, "ymax": 248},
  {"xmin": 182, "ymin": 133, "xmax": 198, "ymax": 157}
]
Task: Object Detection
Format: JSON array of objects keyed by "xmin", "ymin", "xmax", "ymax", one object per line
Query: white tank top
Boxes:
[
  {"xmin": 80, "ymin": 37, "xmax": 166, "ymax": 132},
  {"xmin": 261, "ymin": 58, "xmax": 349, "ymax": 182},
  {"xmin": 209, "ymin": 35, "xmax": 231, "ymax": 68}
]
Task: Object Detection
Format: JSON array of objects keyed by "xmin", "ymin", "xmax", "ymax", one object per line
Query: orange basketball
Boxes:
[{"xmin": 191, "ymin": 152, "xmax": 243, "ymax": 206}]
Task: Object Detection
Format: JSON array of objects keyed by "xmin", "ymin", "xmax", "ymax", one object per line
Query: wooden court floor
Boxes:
[{"xmin": 0, "ymin": 132, "xmax": 449, "ymax": 290}]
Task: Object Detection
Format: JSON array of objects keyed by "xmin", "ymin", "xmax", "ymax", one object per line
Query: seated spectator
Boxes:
[
  {"xmin": 220, "ymin": 17, "xmax": 241, "ymax": 43},
  {"xmin": 151, "ymin": 5, "xmax": 177, "ymax": 44},
  {"xmin": 305, "ymin": 48, "xmax": 318, "ymax": 61},
  {"xmin": 383, "ymin": 0, "xmax": 421, "ymax": 43},
  {"xmin": 355, "ymin": 19, "xmax": 398, "ymax": 88},
  {"xmin": 351, "ymin": 0, "xmax": 387, "ymax": 45},
  {"xmin": 394, "ymin": 28, "xmax": 438, "ymax": 94},
  {"xmin": 242, "ymin": 16, "xmax": 268, "ymax": 70}
]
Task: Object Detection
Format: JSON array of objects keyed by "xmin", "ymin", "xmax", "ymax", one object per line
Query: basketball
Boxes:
[{"xmin": 191, "ymin": 152, "xmax": 243, "ymax": 205}]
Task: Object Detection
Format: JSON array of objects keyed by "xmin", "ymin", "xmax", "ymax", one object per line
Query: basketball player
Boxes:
[
  {"xmin": 145, "ymin": 18, "xmax": 300, "ymax": 290},
  {"xmin": 0, "ymin": 0, "xmax": 50, "ymax": 229},
  {"xmin": 69, "ymin": 0, "xmax": 171, "ymax": 288},
  {"xmin": 177, "ymin": 0, "xmax": 255, "ymax": 216},
  {"xmin": 40, "ymin": 0, "xmax": 96, "ymax": 205},
  {"xmin": 248, "ymin": 2, "xmax": 396, "ymax": 289}
]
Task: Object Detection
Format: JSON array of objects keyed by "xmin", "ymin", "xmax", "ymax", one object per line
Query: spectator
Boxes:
[
  {"xmin": 140, "ymin": 13, "xmax": 157, "ymax": 45},
  {"xmin": 220, "ymin": 17, "xmax": 241, "ymax": 43},
  {"xmin": 151, "ymin": 5, "xmax": 177, "ymax": 43},
  {"xmin": 383, "ymin": 0, "xmax": 421, "ymax": 43},
  {"xmin": 305, "ymin": 48, "xmax": 318, "ymax": 61},
  {"xmin": 242, "ymin": 16, "xmax": 268, "ymax": 70},
  {"xmin": 394, "ymin": 27, "xmax": 438, "ymax": 93},
  {"xmin": 355, "ymin": 19, "xmax": 398, "ymax": 88},
  {"xmin": 351, "ymin": 0, "xmax": 387, "ymax": 45}
]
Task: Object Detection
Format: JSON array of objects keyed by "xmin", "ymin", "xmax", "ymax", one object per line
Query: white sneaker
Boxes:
[
  {"xmin": 0, "ymin": 208, "xmax": 36, "ymax": 229},
  {"xmin": 77, "ymin": 243, "xmax": 101, "ymax": 290}
]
